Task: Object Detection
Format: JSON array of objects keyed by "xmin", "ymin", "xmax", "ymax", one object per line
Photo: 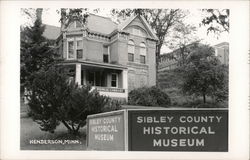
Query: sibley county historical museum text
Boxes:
[{"xmin": 87, "ymin": 109, "xmax": 228, "ymax": 151}]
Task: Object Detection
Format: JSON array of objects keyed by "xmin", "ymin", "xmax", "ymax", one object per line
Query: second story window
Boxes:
[
  {"xmin": 140, "ymin": 42, "xmax": 146, "ymax": 64},
  {"xmin": 103, "ymin": 46, "xmax": 109, "ymax": 63},
  {"xmin": 128, "ymin": 40, "xmax": 135, "ymax": 62},
  {"xmin": 76, "ymin": 40, "xmax": 83, "ymax": 59},
  {"xmin": 67, "ymin": 41, "xmax": 74, "ymax": 59}
]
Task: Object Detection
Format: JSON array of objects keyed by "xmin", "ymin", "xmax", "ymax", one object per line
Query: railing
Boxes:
[{"xmin": 94, "ymin": 86, "xmax": 125, "ymax": 93}]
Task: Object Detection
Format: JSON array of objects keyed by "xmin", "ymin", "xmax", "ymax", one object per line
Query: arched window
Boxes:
[
  {"xmin": 140, "ymin": 42, "xmax": 146, "ymax": 64},
  {"xmin": 128, "ymin": 40, "xmax": 135, "ymax": 62}
]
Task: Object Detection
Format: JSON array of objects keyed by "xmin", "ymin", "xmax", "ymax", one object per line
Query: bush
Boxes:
[
  {"xmin": 28, "ymin": 67, "xmax": 110, "ymax": 135},
  {"xmin": 128, "ymin": 86, "xmax": 171, "ymax": 107}
]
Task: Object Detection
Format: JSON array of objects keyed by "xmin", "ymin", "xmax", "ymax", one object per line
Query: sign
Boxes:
[
  {"xmin": 128, "ymin": 109, "xmax": 228, "ymax": 151},
  {"xmin": 87, "ymin": 110, "xmax": 125, "ymax": 151}
]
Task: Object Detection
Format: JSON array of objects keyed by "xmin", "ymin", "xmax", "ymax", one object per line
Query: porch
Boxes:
[{"xmin": 61, "ymin": 60, "xmax": 128, "ymax": 101}]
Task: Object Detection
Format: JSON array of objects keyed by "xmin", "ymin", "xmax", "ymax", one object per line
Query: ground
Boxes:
[{"xmin": 21, "ymin": 117, "xmax": 87, "ymax": 150}]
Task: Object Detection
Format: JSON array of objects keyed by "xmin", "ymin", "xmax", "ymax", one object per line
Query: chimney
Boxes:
[{"xmin": 36, "ymin": 8, "xmax": 43, "ymax": 22}]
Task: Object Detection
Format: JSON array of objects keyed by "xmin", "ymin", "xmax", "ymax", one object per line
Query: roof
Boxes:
[
  {"xmin": 42, "ymin": 24, "xmax": 60, "ymax": 40},
  {"xmin": 160, "ymin": 41, "xmax": 201, "ymax": 58},
  {"xmin": 86, "ymin": 14, "xmax": 117, "ymax": 34},
  {"xmin": 60, "ymin": 59, "xmax": 128, "ymax": 70},
  {"xmin": 213, "ymin": 42, "xmax": 229, "ymax": 48},
  {"xmin": 118, "ymin": 15, "xmax": 158, "ymax": 40},
  {"xmin": 42, "ymin": 14, "xmax": 157, "ymax": 40}
]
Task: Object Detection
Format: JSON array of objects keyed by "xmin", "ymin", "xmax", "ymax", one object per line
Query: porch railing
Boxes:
[{"xmin": 94, "ymin": 86, "xmax": 125, "ymax": 93}]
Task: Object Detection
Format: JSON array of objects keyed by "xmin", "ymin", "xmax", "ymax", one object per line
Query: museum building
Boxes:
[{"xmin": 43, "ymin": 14, "xmax": 158, "ymax": 101}]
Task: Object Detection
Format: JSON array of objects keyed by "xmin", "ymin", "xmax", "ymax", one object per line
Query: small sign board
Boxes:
[
  {"xmin": 87, "ymin": 110, "xmax": 125, "ymax": 151},
  {"xmin": 128, "ymin": 109, "xmax": 228, "ymax": 151}
]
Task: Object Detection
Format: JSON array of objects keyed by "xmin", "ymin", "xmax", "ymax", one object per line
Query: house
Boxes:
[
  {"xmin": 213, "ymin": 42, "xmax": 229, "ymax": 65},
  {"xmin": 158, "ymin": 42, "xmax": 200, "ymax": 72},
  {"xmin": 43, "ymin": 14, "xmax": 158, "ymax": 101},
  {"xmin": 158, "ymin": 42, "xmax": 229, "ymax": 72}
]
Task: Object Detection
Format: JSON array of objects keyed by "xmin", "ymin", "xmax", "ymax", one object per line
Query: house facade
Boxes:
[
  {"xmin": 51, "ymin": 14, "xmax": 157, "ymax": 101},
  {"xmin": 213, "ymin": 42, "xmax": 229, "ymax": 65}
]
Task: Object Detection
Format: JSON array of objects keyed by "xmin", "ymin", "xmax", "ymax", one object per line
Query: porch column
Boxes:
[
  {"xmin": 83, "ymin": 70, "xmax": 86, "ymax": 85},
  {"xmin": 122, "ymin": 69, "xmax": 128, "ymax": 101},
  {"xmin": 75, "ymin": 63, "xmax": 81, "ymax": 85}
]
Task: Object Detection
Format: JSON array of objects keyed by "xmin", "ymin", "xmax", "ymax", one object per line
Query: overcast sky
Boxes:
[{"xmin": 21, "ymin": 8, "xmax": 229, "ymax": 53}]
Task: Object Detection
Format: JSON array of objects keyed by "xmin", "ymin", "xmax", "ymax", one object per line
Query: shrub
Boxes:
[
  {"xmin": 128, "ymin": 86, "xmax": 171, "ymax": 107},
  {"xmin": 28, "ymin": 67, "xmax": 109, "ymax": 135}
]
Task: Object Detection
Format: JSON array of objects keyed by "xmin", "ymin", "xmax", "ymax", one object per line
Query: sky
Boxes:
[{"xmin": 21, "ymin": 8, "xmax": 229, "ymax": 54}]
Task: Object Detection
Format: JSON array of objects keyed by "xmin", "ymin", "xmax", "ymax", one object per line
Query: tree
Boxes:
[
  {"xmin": 111, "ymin": 9, "xmax": 186, "ymax": 85},
  {"xmin": 181, "ymin": 44, "xmax": 228, "ymax": 103},
  {"xmin": 28, "ymin": 66, "xmax": 110, "ymax": 135},
  {"xmin": 202, "ymin": 9, "xmax": 229, "ymax": 34},
  {"xmin": 165, "ymin": 23, "xmax": 199, "ymax": 66},
  {"xmin": 21, "ymin": 8, "xmax": 57, "ymax": 90},
  {"xmin": 57, "ymin": 8, "xmax": 90, "ymax": 29}
]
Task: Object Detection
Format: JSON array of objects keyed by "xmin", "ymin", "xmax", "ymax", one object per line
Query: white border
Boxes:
[{"xmin": 0, "ymin": 1, "xmax": 249, "ymax": 160}]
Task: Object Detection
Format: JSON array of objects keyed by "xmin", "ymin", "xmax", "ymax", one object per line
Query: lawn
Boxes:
[{"xmin": 20, "ymin": 117, "xmax": 87, "ymax": 150}]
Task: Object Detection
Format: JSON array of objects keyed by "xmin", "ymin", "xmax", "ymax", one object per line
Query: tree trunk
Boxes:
[
  {"xmin": 61, "ymin": 120, "xmax": 73, "ymax": 133},
  {"xmin": 155, "ymin": 43, "xmax": 162, "ymax": 87},
  {"xmin": 203, "ymin": 94, "xmax": 206, "ymax": 103}
]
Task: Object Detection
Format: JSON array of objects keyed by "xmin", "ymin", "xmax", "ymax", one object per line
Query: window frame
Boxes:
[
  {"xmin": 76, "ymin": 40, "xmax": 83, "ymax": 59},
  {"xmin": 67, "ymin": 40, "xmax": 74, "ymax": 60},
  {"xmin": 128, "ymin": 40, "xmax": 135, "ymax": 62},
  {"xmin": 111, "ymin": 73, "xmax": 118, "ymax": 88},
  {"xmin": 139, "ymin": 42, "xmax": 147, "ymax": 64},
  {"xmin": 140, "ymin": 55, "xmax": 146, "ymax": 64},
  {"xmin": 103, "ymin": 45, "xmax": 110, "ymax": 63}
]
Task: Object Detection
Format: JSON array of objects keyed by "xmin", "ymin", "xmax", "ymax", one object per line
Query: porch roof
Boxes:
[{"xmin": 59, "ymin": 60, "xmax": 128, "ymax": 70}]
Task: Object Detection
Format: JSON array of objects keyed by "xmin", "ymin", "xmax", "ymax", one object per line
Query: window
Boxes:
[
  {"xmin": 103, "ymin": 46, "xmax": 109, "ymax": 63},
  {"xmin": 128, "ymin": 40, "xmax": 135, "ymax": 62},
  {"xmin": 140, "ymin": 55, "xmax": 146, "ymax": 64},
  {"xmin": 111, "ymin": 73, "xmax": 118, "ymax": 87},
  {"xmin": 68, "ymin": 41, "xmax": 74, "ymax": 59},
  {"xmin": 140, "ymin": 42, "xmax": 146, "ymax": 64},
  {"xmin": 75, "ymin": 21, "xmax": 82, "ymax": 28},
  {"xmin": 132, "ymin": 28, "xmax": 142, "ymax": 36},
  {"xmin": 128, "ymin": 53, "xmax": 134, "ymax": 62},
  {"xmin": 76, "ymin": 40, "xmax": 83, "ymax": 59}
]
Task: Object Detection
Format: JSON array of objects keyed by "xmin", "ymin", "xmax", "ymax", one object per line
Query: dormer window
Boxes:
[
  {"xmin": 128, "ymin": 40, "xmax": 135, "ymax": 62},
  {"xmin": 68, "ymin": 21, "xmax": 82, "ymax": 29}
]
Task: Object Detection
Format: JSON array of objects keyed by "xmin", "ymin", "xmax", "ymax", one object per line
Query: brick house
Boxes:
[{"xmin": 43, "ymin": 14, "xmax": 158, "ymax": 101}]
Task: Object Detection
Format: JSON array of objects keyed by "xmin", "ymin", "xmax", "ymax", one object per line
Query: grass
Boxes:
[
  {"xmin": 20, "ymin": 117, "xmax": 87, "ymax": 150},
  {"xmin": 163, "ymin": 87, "xmax": 228, "ymax": 108}
]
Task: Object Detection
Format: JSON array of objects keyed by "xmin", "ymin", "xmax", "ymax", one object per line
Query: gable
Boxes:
[
  {"xmin": 124, "ymin": 17, "xmax": 149, "ymax": 37},
  {"xmin": 119, "ymin": 15, "xmax": 158, "ymax": 40}
]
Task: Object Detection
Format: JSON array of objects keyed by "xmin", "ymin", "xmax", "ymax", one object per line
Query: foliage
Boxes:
[
  {"xmin": 181, "ymin": 44, "xmax": 228, "ymax": 103},
  {"xmin": 28, "ymin": 67, "xmax": 110, "ymax": 135},
  {"xmin": 102, "ymin": 99, "xmax": 122, "ymax": 112},
  {"xmin": 58, "ymin": 8, "xmax": 90, "ymax": 28},
  {"xmin": 165, "ymin": 23, "xmax": 199, "ymax": 66},
  {"xmin": 21, "ymin": 8, "xmax": 57, "ymax": 90},
  {"xmin": 202, "ymin": 9, "xmax": 229, "ymax": 34},
  {"xmin": 128, "ymin": 86, "xmax": 171, "ymax": 107},
  {"xmin": 158, "ymin": 68, "xmax": 183, "ymax": 88}
]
